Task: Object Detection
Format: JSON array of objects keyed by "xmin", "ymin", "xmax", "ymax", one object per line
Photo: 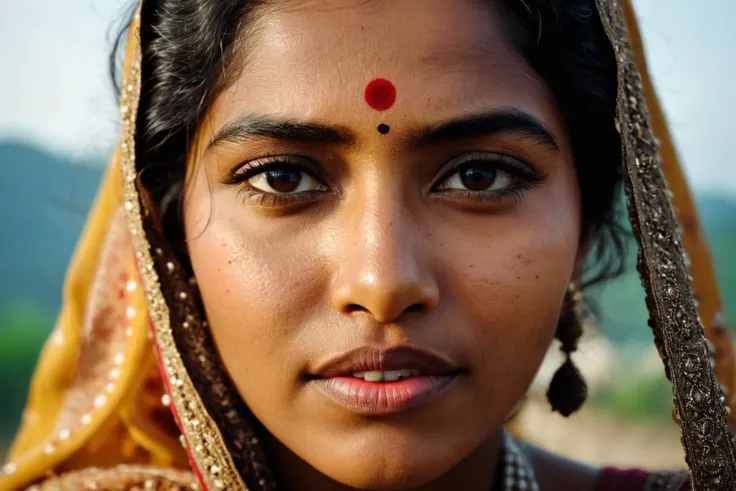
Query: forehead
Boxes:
[{"xmin": 213, "ymin": 0, "xmax": 552, "ymax": 127}]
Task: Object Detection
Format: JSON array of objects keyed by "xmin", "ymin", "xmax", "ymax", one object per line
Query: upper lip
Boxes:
[{"xmin": 311, "ymin": 346, "xmax": 459, "ymax": 378}]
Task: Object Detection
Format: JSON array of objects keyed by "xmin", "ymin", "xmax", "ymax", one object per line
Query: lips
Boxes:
[
  {"xmin": 313, "ymin": 346, "xmax": 458, "ymax": 378},
  {"xmin": 309, "ymin": 346, "xmax": 461, "ymax": 415}
]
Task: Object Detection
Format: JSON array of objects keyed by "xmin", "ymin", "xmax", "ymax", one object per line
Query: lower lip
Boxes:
[{"xmin": 311, "ymin": 375, "xmax": 457, "ymax": 415}]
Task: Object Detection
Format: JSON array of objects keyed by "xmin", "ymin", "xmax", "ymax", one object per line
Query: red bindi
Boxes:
[{"xmin": 364, "ymin": 79, "xmax": 397, "ymax": 111}]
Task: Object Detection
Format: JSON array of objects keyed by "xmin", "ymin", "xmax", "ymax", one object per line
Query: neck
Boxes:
[{"xmin": 264, "ymin": 430, "xmax": 504, "ymax": 491}]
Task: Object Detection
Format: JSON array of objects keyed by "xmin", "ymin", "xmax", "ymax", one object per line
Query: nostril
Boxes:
[
  {"xmin": 344, "ymin": 303, "xmax": 424, "ymax": 315},
  {"xmin": 345, "ymin": 304, "xmax": 365, "ymax": 314}
]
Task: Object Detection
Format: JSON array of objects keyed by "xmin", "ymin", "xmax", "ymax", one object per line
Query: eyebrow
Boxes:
[
  {"xmin": 205, "ymin": 108, "xmax": 559, "ymax": 154},
  {"xmin": 410, "ymin": 109, "xmax": 559, "ymax": 151},
  {"xmin": 206, "ymin": 114, "xmax": 355, "ymax": 153}
]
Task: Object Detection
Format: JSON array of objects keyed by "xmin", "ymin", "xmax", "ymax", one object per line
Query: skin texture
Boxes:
[{"xmin": 182, "ymin": 0, "xmax": 591, "ymax": 489}]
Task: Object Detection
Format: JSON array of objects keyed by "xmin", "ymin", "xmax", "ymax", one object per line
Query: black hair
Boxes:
[
  {"xmin": 497, "ymin": 1, "xmax": 626, "ymax": 289},
  {"xmin": 112, "ymin": 0, "xmax": 626, "ymax": 287}
]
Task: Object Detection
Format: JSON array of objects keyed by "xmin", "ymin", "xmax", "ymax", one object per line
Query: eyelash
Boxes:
[
  {"xmin": 223, "ymin": 153, "xmax": 545, "ymax": 208},
  {"xmin": 222, "ymin": 155, "xmax": 327, "ymax": 207},
  {"xmin": 432, "ymin": 153, "xmax": 545, "ymax": 204}
]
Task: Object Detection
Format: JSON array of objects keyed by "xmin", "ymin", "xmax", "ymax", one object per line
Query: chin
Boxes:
[
  {"xmin": 312, "ymin": 451, "xmax": 451, "ymax": 490},
  {"xmin": 288, "ymin": 426, "xmax": 471, "ymax": 490},
  {"xmin": 257, "ymin": 382, "xmax": 498, "ymax": 489}
]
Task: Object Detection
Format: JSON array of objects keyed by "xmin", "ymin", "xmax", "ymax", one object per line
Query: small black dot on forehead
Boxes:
[{"xmin": 377, "ymin": 123, "xmax": 390, "ymax": 135}]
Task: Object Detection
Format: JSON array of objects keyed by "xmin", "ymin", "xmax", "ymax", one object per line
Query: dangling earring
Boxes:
[{"xmin": 546, "ymin": 282, "xmax": 588, "ymax": 417}]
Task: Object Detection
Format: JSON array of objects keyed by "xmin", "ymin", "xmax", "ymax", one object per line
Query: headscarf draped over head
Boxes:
[{"xmin": 1, "ymin": 1, "xmax": 735, "ymax": 490}]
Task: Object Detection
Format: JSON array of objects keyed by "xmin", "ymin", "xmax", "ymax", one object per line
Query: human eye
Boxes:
[
  {"xmin": 432, "ymin": 152, "xmax": 545, "ymax": 205},
  {"xmin": 223, "ymin": 155, "xmax": 328, "ymax": 208}
]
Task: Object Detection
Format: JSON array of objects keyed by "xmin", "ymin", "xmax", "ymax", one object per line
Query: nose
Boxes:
[{"xmin": 330, "ymin": 193, "xmax": 440, "ymax": 324}]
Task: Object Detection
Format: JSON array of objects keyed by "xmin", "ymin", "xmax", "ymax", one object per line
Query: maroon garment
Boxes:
[{"xmin": 596, "ymin": 467, "xmax": 649, "ymax": 491}]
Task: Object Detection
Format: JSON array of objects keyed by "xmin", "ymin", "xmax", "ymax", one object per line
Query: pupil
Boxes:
[
  {"xmin": 460, "ymin": 167, "xmax": 496, "ymax": 191},
  {"xmin": 266, "ymin": 169, "xmax": 301, "ymax": 193}
]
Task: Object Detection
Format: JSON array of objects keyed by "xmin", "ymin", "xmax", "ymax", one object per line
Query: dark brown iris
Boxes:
[
  {"xmin": 459, "ymin": 166, "xmax": 496, "ymax": 191},
  {"xmin": 266, "ymin": 169, "xmax": 302, "ymax": 193}
]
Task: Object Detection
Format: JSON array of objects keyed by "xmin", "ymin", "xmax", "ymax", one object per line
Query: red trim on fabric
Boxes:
[
  {"xmin": 596, "ymin": 467, "xmax": 649, "ymax": 491},
  {"xmin": 129, "ymin": 146, "xmax": 210, "ymax": 490},
  {"xmin": 146, "ymin": 304, "xmax": 210, "ymax": 491}
]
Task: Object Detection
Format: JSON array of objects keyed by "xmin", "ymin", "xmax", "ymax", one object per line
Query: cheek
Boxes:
[
  {"xmin": 458, "ymin": 222, "xmax": 575, "ymax": 341},
  {"xmin": 183, "ymin": 175, "xmax": 324, "ymax": 408},
  {"xmin": 444, "ymin": 180, "xmax": 580, "ymax": 397}
]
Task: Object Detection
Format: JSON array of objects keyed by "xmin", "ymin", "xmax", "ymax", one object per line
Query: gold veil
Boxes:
[{"xmin": 1, "ymin": 1, "xmax": 734, "ymax": 490}]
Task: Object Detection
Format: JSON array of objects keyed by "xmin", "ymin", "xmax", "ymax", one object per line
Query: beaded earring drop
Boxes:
[{"xmin": 546, "ymin": 282, "xmax": 588, "ymax": 417}]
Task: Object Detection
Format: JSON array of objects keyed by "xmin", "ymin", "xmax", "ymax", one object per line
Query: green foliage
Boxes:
[
  {"xmin": 593, "ymin": 370, "xmax": 674, "ymax": 422},
  {"xmin": 709, "ymin": 232, "xmax": 736, "ymax": 319},
  {"xmin": 0, "ymin": 304, "xmax": 53, "ymax": 438},
  {"xmin": 587, "ymin": 217, "xmax": 736, "ymax": 345}
]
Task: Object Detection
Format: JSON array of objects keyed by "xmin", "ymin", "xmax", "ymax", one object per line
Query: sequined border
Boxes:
[
  {"xmin": 118, "ymin": 10, "xmax": 249, "ymax": 491},
  {"xmin": 597, "ymin": 1, "xmax": 736, "ymax": 489},
  {"xmin": 25, "ymin": 464, "xmax": 198, "ymax": 491}
]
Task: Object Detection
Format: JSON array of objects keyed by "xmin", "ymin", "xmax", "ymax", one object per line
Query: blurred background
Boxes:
[{"xmin": 1, "ymin": 0, "xmax": 734, "ymax": 469}]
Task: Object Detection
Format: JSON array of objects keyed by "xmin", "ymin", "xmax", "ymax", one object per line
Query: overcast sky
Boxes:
[{"xmin": 0, "ymin": 0, "xmax": 734, "ymax": 193}]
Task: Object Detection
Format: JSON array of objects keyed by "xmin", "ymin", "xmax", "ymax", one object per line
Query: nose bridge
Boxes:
[
  {"xmin": 361, "ymin": 181, "xmax": 402, "ymax": 256},
  {"xmin": 331, "ymin": 179, "xmax": 439, "ymax": 323},
  {"xmin": 360, "ymin": 188, "xmax": 408, "ymax": 275}
]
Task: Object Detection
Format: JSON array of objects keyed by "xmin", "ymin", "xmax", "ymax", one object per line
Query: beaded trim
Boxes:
[
  {"xmin": 118, "ymin": 9, "xmax": 249, "ymax": 491},
  {"xmin": 596, "ymin": 1, "xmax": 736, "ymax": 489},
  {"xmin": 23, "ymin": 465, "xmax": 198, "ymax": 490}
]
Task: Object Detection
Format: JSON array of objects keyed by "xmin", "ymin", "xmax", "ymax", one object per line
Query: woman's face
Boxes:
[{"xmin": 183, "ymin": 0, "xmax": 581, "ymax": 488}]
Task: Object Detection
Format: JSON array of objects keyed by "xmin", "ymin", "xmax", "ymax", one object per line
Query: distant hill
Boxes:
[
  {"xmin": 0, "ymin": 141, "xmax": 104, "ymax": 318},
  {"xmin": 698, "ymin": 195, "xmax": 736, "ymax": 230},
  {"xmin": 0, "ymin": 140, "xmax": 735, "ymax": 343},
  {"xmin": 590, "ymin": 192, "xmax": 736, "ymax": 344}
]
